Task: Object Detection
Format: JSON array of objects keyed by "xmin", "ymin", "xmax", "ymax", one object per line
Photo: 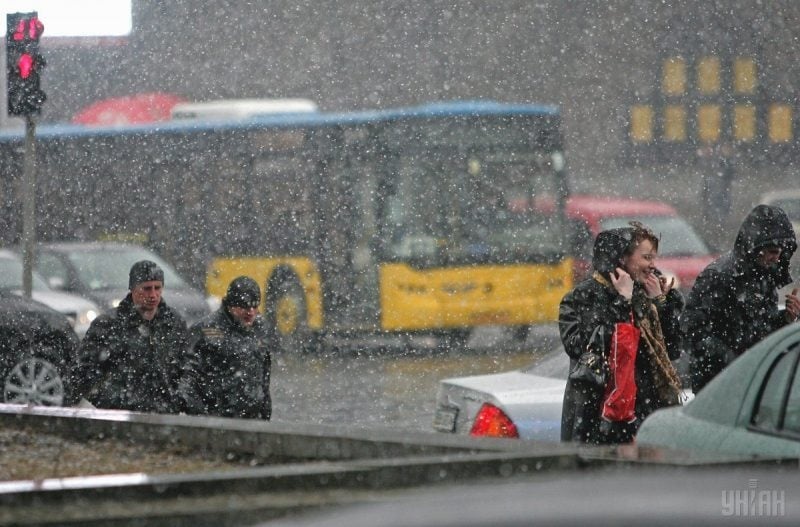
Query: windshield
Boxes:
[
  {"xmin": 0, "ymin": 256, "xmax": 52, "ymax": 292},
  {"xmin": 65, "ymin": 247, "xmax": 189, "ymax": 291},
  {"xmin": 379, "ymin": 121, "xmax": 567, "ymax": 266},
  {"xmin": 600, "ymin": 216, "xmax": 710, "ymax": 257}
]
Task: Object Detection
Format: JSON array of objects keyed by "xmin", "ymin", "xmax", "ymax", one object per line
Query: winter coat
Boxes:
[
  {"xmin": 684, "ymin": 205, "xmax": 797, "ymax": 393},
  {"xmin": 70, "ymin": 295, "xmax": 197, "ymax": 413},
  {"xmin": 189, "ymin": 307, "xmax": 272, "ymax": 420},
  {"xmin": 559, "ymin": 228, "xmax": 684, "ymax": 444}
]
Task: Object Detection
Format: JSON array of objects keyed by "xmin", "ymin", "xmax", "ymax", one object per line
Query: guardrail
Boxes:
[{"xmin": 0, "ymin": 404, "xmax": 793, "ymax": 526}]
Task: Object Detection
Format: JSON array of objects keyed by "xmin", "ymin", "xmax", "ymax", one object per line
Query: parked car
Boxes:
[
  {"xmin": 637, "ymin": 321, "xmax": 800, "ymax": 458},
  {"xmin": 566, "ymin": 194, "xmax": 715, "ymax": 292},
  {"xmin": 1, "ymin": 291, "xmax": 79, "ymax": 406},
  {"xmin": 0, "ymin": 249, "xmax": 99, "ymax": 337},
  {"xmin": 434, "ymin": 342, "xmax": 693, "ymax": 441},
  {"xmin": 434, "ymin": 348, "xmax": 568, "ymax": 440},
  {"xmin": 33, "ymin": 242, "xmax": 211, "ymax": 325}
]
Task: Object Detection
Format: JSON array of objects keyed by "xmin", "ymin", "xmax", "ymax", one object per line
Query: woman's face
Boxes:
[{"xmin": 621, "ymin": 239, "xmax": 657, "ymax": 283}]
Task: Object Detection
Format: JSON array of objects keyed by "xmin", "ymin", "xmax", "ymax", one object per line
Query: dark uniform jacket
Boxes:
[
  {"xmin": 70, "ymin": 295, "xmax": 196, "ymax": 413},
  {"xmin": 559, "ymin": 228, "xmax": 684, "ymax": 444},
  {"xmin": 684, "ymin": 205, "xmax": 797, "ymax": 393},
  {"xmin": 190, "ymin": 308, "xmax": 272, "ymax": 419}
]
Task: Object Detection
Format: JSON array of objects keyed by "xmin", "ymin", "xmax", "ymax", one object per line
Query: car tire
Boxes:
[
  {"xmin": 265, "ymin": 274, "xmax": 316, "ymax": 354},
  {"xmin": 4, "ymin": 353, "xmax": 65, "ymax": 407}
]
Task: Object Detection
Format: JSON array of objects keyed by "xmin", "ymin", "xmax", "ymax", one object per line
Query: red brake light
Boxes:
[{"xmin": 469, "ymin": 403, "xmax": 519, "ymax": 438}]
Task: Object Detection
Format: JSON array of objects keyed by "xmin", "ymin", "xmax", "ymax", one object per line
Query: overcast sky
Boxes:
[{"xmin": 4, "ymin": 0, "xmax": 131, "ymax": 37}]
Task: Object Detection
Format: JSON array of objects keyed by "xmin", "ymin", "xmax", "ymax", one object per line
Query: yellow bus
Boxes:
[{"xmin": 0, "ymin": 100, "xmax": 572, "ymax": 352}]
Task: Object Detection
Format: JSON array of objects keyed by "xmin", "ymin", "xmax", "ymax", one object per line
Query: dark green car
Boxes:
[{"xmin": 637, "ymin": 322, "xmax": 800, "ymax": 457}]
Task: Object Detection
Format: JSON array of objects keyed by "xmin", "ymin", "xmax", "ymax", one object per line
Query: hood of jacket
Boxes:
[
  {"xmin": 592, "ymin": 227, "xmax": 634, "ymax": 279},
  {"xmin": 732, "ymin": 204, "xmax": 796, "ymax": 286}
]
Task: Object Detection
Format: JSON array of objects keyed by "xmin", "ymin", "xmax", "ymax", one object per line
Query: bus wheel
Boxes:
[
  {"xmin": 437, "ymin": 329, "xmax": 471, "ymax": 352},
  {"xmin": 267, "ymin": 277, "xmax": 312, "ymax": 354}
]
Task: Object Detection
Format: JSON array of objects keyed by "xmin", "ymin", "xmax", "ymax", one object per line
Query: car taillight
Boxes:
[{"xmin": 469, "ymin": 403, "xmax": 519, "ymax": 438}]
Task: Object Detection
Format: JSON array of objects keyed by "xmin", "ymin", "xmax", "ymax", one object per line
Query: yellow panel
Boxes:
[
  {"xmin": 733, "ymin": 104, "xmax": 756, "ymax": 142},
  {"xmin": 630, "ymin": 105, "xmax": 654, "ymax": 143},
  {"xmin": 697, "ymin": 56, "xmax": 721, "ymax": 95},
  {"xmin": 378, "ymin": 261, "xmax": 574, "ymax": 331},
  {"xmin": 697, "ymin": 104, "xmax": 721, "ymax": 144},
  {"xmin": 207, "ymin": 256, "xmax": 324, "ymax": 329},
  {"xmin": 768, "ymin": 104, "xmax": 793, "ymax": 143},
  {"xmin": 733, "ymin": 57, "xmax": 757, "ymax": 94},
  {"xmin": 662, "ymin": 57, "xmax": 686, "ymax": 96},
  {"xmin": 663, "ymin": 105, "xmax": 687, "ymax": 142}
]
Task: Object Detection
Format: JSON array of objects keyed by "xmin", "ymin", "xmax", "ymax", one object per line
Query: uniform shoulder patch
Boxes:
[{"xmin": 201, "ymin": 327, "xmax": 225, "ymax": 339}]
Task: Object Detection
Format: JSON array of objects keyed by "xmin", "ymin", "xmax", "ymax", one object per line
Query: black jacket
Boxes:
[
  {"xmin": 684, "ymin": 205, "xmax": 797, "ymax": 393},
  {"xmin": 189, "ymin": 307, "xmax": 272, "ymax": 419},
  {"xmin": 70, "ymin": 295, "xmax": 196, "ymax": 413},
  {"xmin": 559, "ymin": 228, "xmax": 684, "ymax": 444}
]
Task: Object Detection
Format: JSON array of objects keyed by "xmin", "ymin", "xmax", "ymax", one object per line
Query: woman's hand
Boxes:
[
  {"xmin": 610, "ymin": 267, "xmax": 634, "ymax": 301},
  {"xmin": 659, "ymin": 274, "xmax": 676, "ymax": 294},
  {"xmin": 643, "ymin": 272, "xmax": 662, "ymax": 298}
]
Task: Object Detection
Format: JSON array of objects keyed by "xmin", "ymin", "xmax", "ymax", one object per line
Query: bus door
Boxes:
[{"xmin": 315, "ymin": 126, "xmax": 383, "ymax": 331}]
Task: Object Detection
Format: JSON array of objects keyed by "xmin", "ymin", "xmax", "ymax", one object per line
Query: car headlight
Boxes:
[
  {"xmin": 206, "ymin": 295, "xmax": 222, "ymax": 312},
  {"xmin": 76, "ymin": 308, "xmax": 98, "ymax": 326}
]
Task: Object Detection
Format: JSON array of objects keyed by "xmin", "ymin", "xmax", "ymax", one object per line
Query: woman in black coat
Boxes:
[{"xmin": 559, "ymin": 223, "xmax": 684, "ymax": 444}]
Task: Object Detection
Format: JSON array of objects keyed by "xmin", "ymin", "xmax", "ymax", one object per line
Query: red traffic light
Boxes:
[{"xmin": 17, "ymin": 52, "xmax": 34, "ymax": 79}]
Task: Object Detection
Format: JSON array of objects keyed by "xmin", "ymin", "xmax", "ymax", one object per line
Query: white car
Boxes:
[
  {"xmin": 434, "ymin": 350, "xmax": 568, "ymax": 441},
  {"xmin": 0, "ymin": 250, "xmax": 99, "ymax": 337},
  {"xmin": 760, "ymin": 189, "xmax": 800, "ymax": 234},
  {"xmin": 434, "ymin": 346, "xmax": 693, "ymax": 441}
]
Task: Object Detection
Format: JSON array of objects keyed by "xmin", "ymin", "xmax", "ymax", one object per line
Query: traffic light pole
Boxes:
[{"xmin": 21, "ymin": 114, "xmax": 36, "ymax": 299}]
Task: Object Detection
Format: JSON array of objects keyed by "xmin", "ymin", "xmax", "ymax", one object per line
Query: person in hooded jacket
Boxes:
[
  {"xmin": 559, "ymin": 222, "xmax": 685, "ymax": 444},
  {"xmin": 684, "ymin": 204, "xmax": 800, "ymax": 394},
  {"xmin": 189, "ymin": 276, "xmax": 272, "ymax": 419},
  {"xmin": 69, "ymin": 260, "xmax": 199, "ymax": 413}
]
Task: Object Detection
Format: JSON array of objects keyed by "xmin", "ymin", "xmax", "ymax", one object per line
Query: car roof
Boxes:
[
  {"xmin": 759, "ymin": 188, "xmax": 800, "ymax": 203},
  {"xmin": 566, "ymin": 194, "xmax": 678, "ymax": 220},
  {"xmin": 38, "ymin": 241, "xmax": 145, "ymax": 253}
]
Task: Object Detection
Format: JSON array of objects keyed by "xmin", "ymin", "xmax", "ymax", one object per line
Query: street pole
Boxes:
[{"xmin": 22, "ymin": 113, "xmax": 36, "ymax": 298}]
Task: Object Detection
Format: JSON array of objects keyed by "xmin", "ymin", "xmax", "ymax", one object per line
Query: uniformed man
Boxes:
[
  {"xmin": 70, "ymin": 260, "xmax": 197, "ymax": 413},
  {"xmin": 189, "ymin": 276, "xmax": 272, "ymax": 419}
]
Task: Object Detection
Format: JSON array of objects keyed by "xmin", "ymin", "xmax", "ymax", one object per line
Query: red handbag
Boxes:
[{"xmin": 602, "ymin": 316, "xmax": 640, "ymax": 423}]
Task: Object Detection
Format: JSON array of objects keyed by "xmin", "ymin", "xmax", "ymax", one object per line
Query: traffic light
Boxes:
[{"xmin": 6, "ymin": 12, "xmax": 46, "ymax": 116}]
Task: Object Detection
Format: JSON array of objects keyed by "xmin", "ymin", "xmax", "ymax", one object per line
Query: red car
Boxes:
[{"xmin": 566, "ymin": 195, "xmax": 715, "ymax": 292}]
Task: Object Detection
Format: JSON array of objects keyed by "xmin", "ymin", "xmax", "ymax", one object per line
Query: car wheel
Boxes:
[
  {"xmin": 266, "ymin": 275, "xmax": 315, "ymax": 354},
  {"xmin": 4, "ymin": 355, "xmax": 65, "ymax": 406}
]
